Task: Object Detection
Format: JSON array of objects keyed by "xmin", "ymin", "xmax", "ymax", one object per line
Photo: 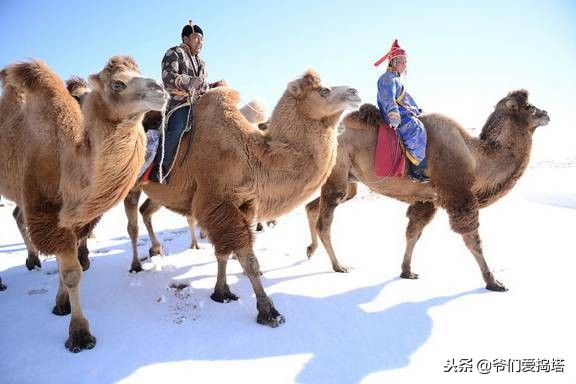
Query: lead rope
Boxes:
[{"xmin": 158, "ymin": 105, "xmax": 167, "ymax": 183}]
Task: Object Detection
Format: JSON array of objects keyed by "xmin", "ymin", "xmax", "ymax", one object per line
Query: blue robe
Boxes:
[{"xmin": 376, "ymin": 70, "xmax": 427, "ymax": 165}]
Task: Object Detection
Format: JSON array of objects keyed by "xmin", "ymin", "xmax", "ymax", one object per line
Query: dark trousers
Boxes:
[{"xmin": 155, "ymin": 106, "xmax": 190, "ymax": 171}]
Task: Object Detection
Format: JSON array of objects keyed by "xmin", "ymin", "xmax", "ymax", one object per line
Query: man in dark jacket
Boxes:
[{"xmin": 147, "ymin": 20, "xmax": 224, "ymax": 183}]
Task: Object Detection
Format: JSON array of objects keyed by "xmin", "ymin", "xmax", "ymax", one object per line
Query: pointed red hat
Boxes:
[{"xmin": 373, "ymin": 39, "xmax": 407, "ymax": 67}]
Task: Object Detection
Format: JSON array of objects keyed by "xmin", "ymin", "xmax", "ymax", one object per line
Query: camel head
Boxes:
[
  {"xmin": 88, "ymin": 56, "xmax": 167, "ymax": 116},
  {"xmin": 495, "ymin": 90, "xmax": 550, "ymax": 132},
  {"xmin": 286, "ymin": 69, "xmax": 361, "ymax": 120}
]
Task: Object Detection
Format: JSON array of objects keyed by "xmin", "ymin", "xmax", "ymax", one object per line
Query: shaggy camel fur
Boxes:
[
  {"xmin": 305, "ymin": 90, "xmax": 549, "ymax": 291},
  {"xmin": 11, "ymin": 205, "xmax": 90, "ymax": 271},
  {"xmin": 124, "ymin": 98, "xmax": 269, "ymax": 272},
  {"xmin": 0, "ymin": 57, "xmax": 167, "ymax": 351},
  {"xmin": 126, "ymin": 70, "xmax": 360, "ymax": 326}
]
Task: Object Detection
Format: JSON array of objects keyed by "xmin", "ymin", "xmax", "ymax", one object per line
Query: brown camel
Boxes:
[
  {"xmin": 124, "ymin": 98, "xmax": 269, "ymax": 271},
  {"xmin": 305, "ymin": 90, "xmax": 549, "ymax": 291},
  {"xmin": 125, "ymin": 69, "xmax": 360, "ymax": 326},
  {"xmin": 0, "ymin": 56, "xmax": 167, "ymax": 351}
]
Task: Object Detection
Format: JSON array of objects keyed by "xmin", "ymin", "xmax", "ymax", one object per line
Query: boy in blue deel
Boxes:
[{"xmin": 374, "ymin": 39, "xmax": 429, "ymax": 182}]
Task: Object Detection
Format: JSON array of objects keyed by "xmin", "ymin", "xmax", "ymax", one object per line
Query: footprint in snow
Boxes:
[{"xmin": 27, "ymin": 288, "xmax": 48, "ymax": 295}]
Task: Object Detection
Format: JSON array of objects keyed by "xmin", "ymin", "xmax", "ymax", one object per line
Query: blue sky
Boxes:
[{"xmin": 1, "ymin": 0, "xmax": 575, "ymax": 156}]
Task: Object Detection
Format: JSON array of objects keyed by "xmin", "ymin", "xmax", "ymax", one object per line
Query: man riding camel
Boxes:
[
  {"xmin": 146, "ymin": 20, "xmax": 225, "ymax": 183},
  {"xmin": 374, "ymin": 39, "xmax": 429, "ymax": 182}
]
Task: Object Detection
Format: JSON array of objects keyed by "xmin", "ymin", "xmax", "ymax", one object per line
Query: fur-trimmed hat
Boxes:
[
  {"xmin": 182, "ymin": 20, "xmax": 203, "ymax": 37},
  {"xmin": 373, "ymin": 39, "xmax": 406, "ymax": 67}
]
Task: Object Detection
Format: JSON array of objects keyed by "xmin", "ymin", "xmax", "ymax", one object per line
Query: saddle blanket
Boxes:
[{"xmin": 374, "ymin": 122, "xmax": 406, "ymax": 178}]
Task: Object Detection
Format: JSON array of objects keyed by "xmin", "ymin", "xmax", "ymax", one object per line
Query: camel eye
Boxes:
[
  {"xmin": 111, "ymin": 81, "xmax": 126, "ymax": 92},
  {"xmin": 318, "ymin": 88, "xmax": 330, "ymax": 97}
]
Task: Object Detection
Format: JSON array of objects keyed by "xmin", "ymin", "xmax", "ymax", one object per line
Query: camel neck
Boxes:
[
  {"xmin": 59, "ymin": 92, "xmax": 146, "ymax": 229},
  {"xmin": 267, "ymin": 92, "xmax": 338, "ymax": 147},
  {"xmin": 474, "ymin": 113, "xmax": 534, "ymax": 207}
]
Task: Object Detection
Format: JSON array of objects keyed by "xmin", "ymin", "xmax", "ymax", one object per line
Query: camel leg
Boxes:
[
  {"xmin": 186, "ymin": 215, "xmax": 200, "ymax": 249},
  {"xmin": 140, "ymin": 198, "xmax": 164, "ymax": 257},
  {"xmin": 317, "ymin": 182, "xmax": 358, "ymax": 273},
  {"xmin": 77, "ymin": 237, "xmax": 90, "ymax": 272},
  {"xmin": 0, "ymin": 276, "xmax": 6, "ymax": 291},
  {"xmin": 443, "ymin": 188, "xmax": 507, "ymax": 292},
  {"xmin": 13, "ymin": 206, "xmax": 41, "ymax": 270},
  {"xmin": 52, "ymin": 273, "xmax": 71, "ymax": 315},
  {"xmin": 124, "ymin": 189, "xmax": 144, "ymax": 272},
  {"xmin": 400, "ymin": 201, "xmax": 437, "ymax": 279},
  {"xmin": 462, "ymin": 230, "xmax": 507, "ymax": 291},
  {"xmin": 57, "ymin": 242, "xmax": 96, "ymax": 352},
  {"xmin": 27, "ymin": 206, "xmax": 95, "ymax": 351},
  {"xmin": 236, "ymin": 247, "xmax": 285, "ymax": 327},
  {"xmin": 199, "ymin": 198, "xmax": 283, "ymax": 326},
  {"xmin": 305, "ymin": 197, "xmax": 321, "ymax": 258},
  {"xmin": 210, "ymin": 252, "xmax": 238, "ymax": 302}
]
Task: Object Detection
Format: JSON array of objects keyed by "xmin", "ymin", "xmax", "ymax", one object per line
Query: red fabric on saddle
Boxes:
[{"xmin": 374, "ymin": 122, "xmax": 406, "ymax": 178}]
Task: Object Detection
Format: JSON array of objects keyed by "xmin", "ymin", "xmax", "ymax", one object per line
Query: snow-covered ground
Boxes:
[{"xmin": 1, "ymin": 162, "xmax": 574, "ymax": 384}]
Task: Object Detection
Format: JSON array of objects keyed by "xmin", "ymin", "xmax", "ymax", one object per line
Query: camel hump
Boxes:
[
  {"xmin": 342, "ymin": 103, "xmax": 383, "ymax": 130},
  {"xmin": 2, "ymin": 60, "xmax": 67, "ymax": 96},
  {"xmin": 198, "ymin": 86, "xmax": 241, "ymax": 110}
]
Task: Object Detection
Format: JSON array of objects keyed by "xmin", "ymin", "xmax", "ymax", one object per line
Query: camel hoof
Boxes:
[
  {"xmin": 65, "ymin": 330, "xmax": 96, "ymax": 353},
  {"xmin": 256, "ymin": 297, "xmax": 285, "ymax": 327},
  {"xmin": 306, "ymin": 245, "xmax": 316, "ymax": 259},
  {"xmin": 25, "ymin": 255, "xmax": 41, "ymax": 271},
  {"xmin": 257, "ymin": 311, "xmax": 286, "ymax": 328},
  {"xmin": 190, "ymin": 243, "xmax": 201, "ymax": 250},
  {"xmin": 129, "ymin": 264, "xmax": 143, "ymax": 273},
  {"xmin": 0, "ymin": 279, "xmax": 6, "ymax": 291},
  {"xmin": 400, "ymin": 271, "xmax": 419, "ymax": 279},
  {"xmin": 52, "ymin": 301, "xmax": 71, "ymax": 316},
  {"xmin": 332, "ymin": 264, "xmax": 350, "ymax": 273},
  {"xmin": 148, "ymin": 246, "xmax": 163, "ymax": 257},
  {"xmin": 486, "ymin": 280, "xmax": 508, "ymax": 292},
  {"xmin": 211, "ymin": 289, "xmax": 239, "ymax": 303},
  {"xmin": 80, "ymin": 258, "xmax": 90, "ymax": 272}
]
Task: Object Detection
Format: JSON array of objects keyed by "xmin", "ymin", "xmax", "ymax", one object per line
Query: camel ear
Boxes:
[
  {"xmin": 505, "ymin": 99, "xmax": 518, "ymax": 111},
  {"xmin": 88, "ymin": 74, "xmax": 102, "ymax": 91},
  {"xmin": 287, "ymin": 80, "xmax": 301, "ymax": 97}
]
